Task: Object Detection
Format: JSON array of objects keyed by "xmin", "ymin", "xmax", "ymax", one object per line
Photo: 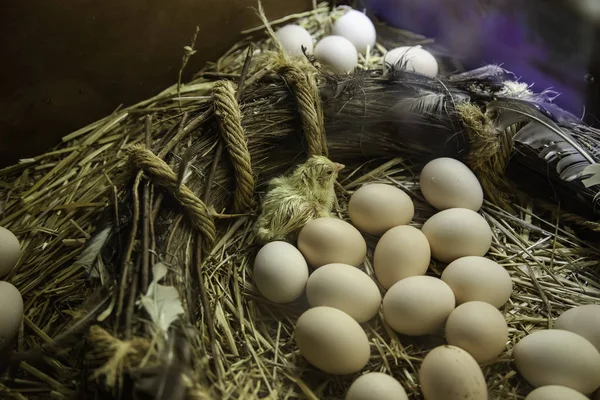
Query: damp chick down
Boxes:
[{"xmin": 254, "ymin": 155, "xmax": 344, "ymax": 244}]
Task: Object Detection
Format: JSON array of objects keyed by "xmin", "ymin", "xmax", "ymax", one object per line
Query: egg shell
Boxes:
[
  {"xmin": 275, "ymin": 24, "xmax": 313, "ymax": 57},
  {"xmin": 314, "ymin": 35, "xmax": 358, "ymax": 73},
  {"xmin": 421, "ymin": 208, "xmax": 492, "ymax": 263},
  {"xmin": 345, "ymin": 372, "xmax": 408, "ymax": 400},
  {"xmin": 298, "ymin": 217, "xmax": 367, "ymax": 268},
  {"xmin": 419, "ymin": 158, "xmax": 484, "ymax": 211},
  {"xmin": 445, "ymin": 301, "xmax": 508, "ymax": 363},
  {"xmin": 441, "ymin": 256, "xmax": 512, "ymax": 308},
  {"xmin": 419, "ymin": 345, "xmax": 488, "ymax": 400},
  {"xmin": 0, "ymin": 281, "xmax": 23, "ymax": 350},
  {"xmin": 383, "ymin": 46, "xmax": 439, "ymax": 78},
  {"xmin": 253, "ymin": 241, "xmax": 309, "ymax": 303},
  {"xmin": 374, "ymin": 225, "xmax": 431, "ymax": 289},
  {"xmin": 383, "ymin": 276, "xmax": 455, "ymax": 336},
  {"xmin": 294, "ymin": 306, "xmax": 370, "ymax": 375},
  {"xmin": 513, "ymin": 329, "xmax": 600, "ymax": 394},
  {"xmin": 555, "ymin": 304, "xmax": 600, "ymax": 352},
  {"xmin": 306, "ymin": 263, "xmax": 381, "ymax": 323},
  {"xmin": 525, "ymin": 386, "xmax": 589, "ymax": 400},
  {"xmin": 331, "ymin": 9, "xmax": 376, "ymax": 54},
  {"xmin": 348, "ymin": 183, "xmax": 414, "ymax": 236},
  {"xmin": 0, "ymin": 226, "xmax": 20, "ymax": 278}
]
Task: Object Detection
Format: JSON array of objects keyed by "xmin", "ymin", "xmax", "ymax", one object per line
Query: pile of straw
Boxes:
[{"xmin": 0, "ymin": 2, "xmax": 599, "ymax": 399}]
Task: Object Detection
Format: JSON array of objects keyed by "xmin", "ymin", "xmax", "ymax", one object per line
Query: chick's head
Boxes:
[{"xmin": 292, "ymin": 155, "xmax": 344, "ymax": 193}]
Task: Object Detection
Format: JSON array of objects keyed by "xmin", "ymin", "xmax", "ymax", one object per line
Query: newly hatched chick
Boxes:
[{"xmin": 255, "ymin": 155, "xmax": 344, "ymax": 243}]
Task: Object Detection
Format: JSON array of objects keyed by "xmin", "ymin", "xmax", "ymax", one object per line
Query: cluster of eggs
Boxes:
[
  {"xmin": 254, "ymin": 157, "xmax": 600, "ymax": 399},
  {"xmin": 0, "ymin": 226, "xmax": 24, "ymax": 351},
  {"xmin": 275, "ymin": 8, "xmax": 438, "ymax": 77}
]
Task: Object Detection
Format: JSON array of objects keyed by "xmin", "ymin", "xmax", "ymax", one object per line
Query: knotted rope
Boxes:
[{"xmin": 127, "ymin": 145, "xmax": 216, "ymax": 247}]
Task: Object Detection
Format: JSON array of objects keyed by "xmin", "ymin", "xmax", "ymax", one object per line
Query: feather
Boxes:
[
  {"xmin": 73, "ymin": 225, "xmax": 112, "ymax": 279},
  {"xmin": 392, "ymin": 92, "xmax": 447, "ymax": 115},
  {"xmin": 139, "ymin": 263, "xmax": 185, "ymax": 338},
  {"xmin": 487, "ymin": 99, "xmax": 595, "ymax": 181}
]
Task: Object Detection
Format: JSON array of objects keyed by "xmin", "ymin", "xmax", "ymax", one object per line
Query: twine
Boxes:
[
  {"xmin": 127, "ymin": 145, "xmax": 216, "ymax": 246},
  {"xmin": 213, "ymin": 80, "xmax": 255, "ymax": 212}
]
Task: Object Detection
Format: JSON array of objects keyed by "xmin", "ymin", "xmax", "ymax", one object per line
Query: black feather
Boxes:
[{"xmin": 487, "ymin": 99, "xmax": 595, "ymax": 181}]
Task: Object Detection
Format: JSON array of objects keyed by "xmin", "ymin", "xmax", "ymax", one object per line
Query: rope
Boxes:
[
  {"xmin": 254, "ymin": 0, "xmax": 327, "ymax": 158},
  {"xmin": 457, "ymin": 102, "xmax": 515, "ymax": 212},
  {"xmin": 127, "ymin": 145, "xmax": 216, "ymax": 246},
  {"xmin": 280, "ymin": 63, "xmax": 327, "ymax": 157},
  {"xmin": 212, "ymin": 81, "xmax": 255, "ymax": 213}
]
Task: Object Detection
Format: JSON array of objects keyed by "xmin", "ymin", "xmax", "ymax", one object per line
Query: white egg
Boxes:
[
  {"xmin": 383, "ymin": 46, "xmax": 439, "ymax": 78},
  {"xmin": 253, "ymin": 241, "xmax": 309, "ymax": 303},
  {"xmin": 346, "ymin": 372, "xmax": 408, "ymax": 400},
  {"xmin": 331, "ymin": 9, "xmax": 376, "ymax": 54},
  {"xmin": 275, "ymin": 24, "xmax": 313, "ymax": 57},
  {"xmin": 314, "ymin": 35, "xmax": 358, "ymax": 73},
  {"xmin": 0, "ymin": 281, "xmax": 23, "ymax": 350}
]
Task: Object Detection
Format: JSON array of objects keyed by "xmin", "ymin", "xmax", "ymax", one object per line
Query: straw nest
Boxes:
[{"xmin": 0, "ymin": 2, "xmax": 599, "ymax": 399}]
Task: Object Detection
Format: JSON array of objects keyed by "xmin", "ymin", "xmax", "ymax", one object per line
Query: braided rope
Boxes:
[
  {"xmin": 213, "ymin": 80, "xmax": 255, "ymax": 212},
  {"xmin": 127, "ymin": 145, "xmax": 216, "ymax": 246},
  {"xmin": 280, "ymin": 63, "xmax": 327, "ymax": 157}
]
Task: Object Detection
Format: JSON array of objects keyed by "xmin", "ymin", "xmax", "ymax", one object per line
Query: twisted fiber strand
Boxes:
[
  {"xmin": 280, "ymin": 63, "xmax": 327, "ymax": 157},
  {"xmin": 213, "ymin": 80, "xmax": 255, "ymax": 212},
  {"xmin": 127, "ymin": 145, "xmax": 216, "ymax": 245}
]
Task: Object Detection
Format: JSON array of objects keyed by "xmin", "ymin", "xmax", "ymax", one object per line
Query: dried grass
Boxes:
[{"xmin": 0, "ymin": 2, "xmax": 598, "ymax": 399}]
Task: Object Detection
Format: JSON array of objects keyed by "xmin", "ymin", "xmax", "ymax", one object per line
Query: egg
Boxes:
[
  {"xmin": 374, "ymin": 225, "xmax": 431, "ymax": 289},
  {"xmin": 253, "ymin": 241, "xmax": 309, "ymax": 303},
  {"xmin": 419, "ymin": 158, "xmax": 484, "ymax": 211},
  {"xmin": 0, "ymin": 226, "xmax": 20, "ymax": 278},
  {"xmin": 383, "ymin": 276, "xmax": 455, "ymax": 336},
  {"xmin": 346, "ymin": 372, "xmax": 408, "ymax": 400},
  {"xmin": 331, "ymin": 9, "xmax": 376, "ymax": 54},
  {"xmin": 421, "ymin": 208, "xmax": 492, "ymax": 263},
  {"xmin": 314, "ymin": 35, "xmax": 358, "ymax": 73},
  {"xmin": 441, "ymin": 256, "xmax": 512, "ymax": 308},
  {"xmin": 555, "ymin": 304, "xmax": 600, "ymax": 352},
  {"xmin": 383, "ymin": 46, "xmax": 439, "ymax": 78},
  {"xmin": 419, "ymin": 345, "xmax": 488, "ymax": 400},
  {"xmin": 348, "ymin": 183, "xmax": 414, "ymax": 236},
  {"xmin": 513, "ymin": 329, "xmax": 600, "ymax": 394},
  {"xmin": 275, "ymin": 24, "xmax": 314, "ymax": 57},
  {"xmin": 445, "ymin": 301, "xmax": 508, "ymax": 363},
  {"xmin": 298, "ymin": 217, "xmax": 367, "ymax": 268},
  {"xmin": 0, "ymin": 281, "xmax": 23, "ymax": 350},
  {"xmin": 294, "ymin": 306, "xmax": 370, "ymax": 375},
  {"xmin": 306, "ymin": 263, "xmax": 381, "ymax": 323},
  {"xmin": 525, "ymin": 386, "xmax": 589, "ymax": 400}
]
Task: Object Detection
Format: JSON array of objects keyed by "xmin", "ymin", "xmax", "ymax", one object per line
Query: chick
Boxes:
[{"xmin": 255, "ymin": 155, "xmax": 344, "ymax": 244}]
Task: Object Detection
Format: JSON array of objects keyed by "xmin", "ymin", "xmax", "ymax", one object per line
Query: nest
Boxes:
[{"xmin": 1, "ymin": 2, "xmax": 599, "ymax": 399}]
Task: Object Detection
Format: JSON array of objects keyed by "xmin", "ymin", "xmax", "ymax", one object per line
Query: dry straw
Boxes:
[{"xmin": 0, "ymin": 2, "xmax": 599, "ymax": 399}]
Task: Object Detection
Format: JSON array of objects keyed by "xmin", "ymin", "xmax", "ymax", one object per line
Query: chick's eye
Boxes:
[{"xmin": 326, "ymin": 170, "xmax": 333, "ymax": 176}]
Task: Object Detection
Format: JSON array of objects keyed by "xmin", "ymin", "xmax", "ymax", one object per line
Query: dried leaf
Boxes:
[
  {"xmin": 581, "ymin": 163, "xmax": 600, "ymax": 188},
  {"xmin": 139, "ymin": 263, "xmax": 184, "ymax": 337}
]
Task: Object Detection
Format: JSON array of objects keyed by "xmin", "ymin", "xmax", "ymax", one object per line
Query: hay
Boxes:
[{"xmin": 0, "ymin": 2, "xmax": 599, "ymax": 399}]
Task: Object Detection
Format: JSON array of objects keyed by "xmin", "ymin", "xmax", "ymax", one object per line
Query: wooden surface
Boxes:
[{"xmin": 0, "ymin": 0, "xmax": 313, "ymax": 167}]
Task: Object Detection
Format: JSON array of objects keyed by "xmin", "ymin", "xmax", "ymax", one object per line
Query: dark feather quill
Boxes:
[{"xmin": 487, "ymin": 99, "xmax": 595, "ymax": 181}]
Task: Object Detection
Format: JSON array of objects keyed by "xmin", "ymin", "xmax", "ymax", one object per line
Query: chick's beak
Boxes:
[{"xmin": 334, "ymin": 162, "xmax": 345, "ymax": 172}]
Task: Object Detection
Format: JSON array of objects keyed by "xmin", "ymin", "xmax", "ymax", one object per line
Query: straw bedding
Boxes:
[{"xmin": 0, "ymin": 2, "xmax": 599, "ymax": 399}]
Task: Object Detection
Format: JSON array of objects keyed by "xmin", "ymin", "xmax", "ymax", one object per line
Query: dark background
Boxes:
[{"xmin": 0, "ymin": 0, "xmax": 313, "ymax": 167}]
